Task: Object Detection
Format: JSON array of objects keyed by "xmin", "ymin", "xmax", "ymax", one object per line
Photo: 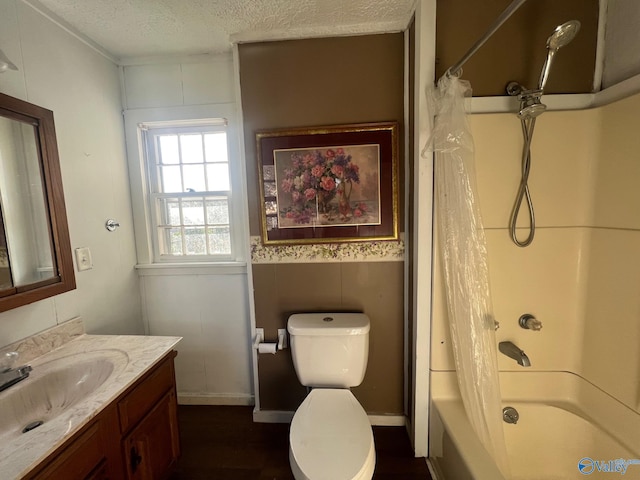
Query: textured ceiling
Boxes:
[{"xmin": 30, "ymin": 0, "xmax": 415, "ymax": 60}]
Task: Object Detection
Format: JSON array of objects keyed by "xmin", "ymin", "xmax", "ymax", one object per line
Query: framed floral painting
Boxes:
[{"xmin": 256, "ymin": 122, "xmax": 398, "ymax": 245}]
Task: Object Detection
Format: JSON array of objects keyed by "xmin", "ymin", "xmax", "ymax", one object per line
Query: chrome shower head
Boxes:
[
  {"xmin": 538, "ymin": 20, "xmax": 581, "ymax": 91},
  {"xmin": 547, "ymin": 20, "xmax": 581, "ymax": 50}
]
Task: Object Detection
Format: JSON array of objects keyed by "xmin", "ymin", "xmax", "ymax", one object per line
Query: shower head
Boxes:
[
  {"xmin": 547, "ymin": 20, "xmax": 581, "ymax": 50},
  {"xmin": 538, "ymin": 20, "xmax": 581, "ymax": 91}
]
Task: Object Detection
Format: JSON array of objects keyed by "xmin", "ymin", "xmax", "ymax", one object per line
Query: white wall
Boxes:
[
  {"xmin": 122, "ymin": 56, "xmax": 254, "ymax": 405},
  {"xmin": 139, "ymin": 267, "xmax": 252, "ymax": 404},
  {"xmin": 0, "ymin": 0, "xmax": 142, "ymax": 344}
]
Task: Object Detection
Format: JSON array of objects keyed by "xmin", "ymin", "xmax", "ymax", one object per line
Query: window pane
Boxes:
[
  {"xmin": 146, "ymin": 122, "xmax": 234, "ymax": 262},
  {"xmin": 206, "ymin": 164, "xmax": 230, "ymax": 191},
  {"xmin": 158, "ymin": 198, "xmax": 181, "ymax": 226},
  {"xmin": 180, "ymin": 134, "xmax": 204, "ymax": 164},
  {"xmin": 207, "ymin": 226, "xmax": 231, "ymax": 254},
  {"xmin": 159, "ymin": 227, "xmax": 183, "ymax": 256},
  {"xmin": 160, "ymin": 166, "xmax": 182, "ymax": 193},
  {"xmin": 184, "ymin": 227, "xmax": 206, "ymax": 255},
  {"xmin": 206, "ymin": 199, "xmax": 229, "ymax": 224},
  {"xmin": 158, "ymin": 136, "xmax": 179, "ymax": 164},
  {"xmin": 182, "ymin": 199, "xmax": 205, "ymax": 226},
  {"xmin": 204, "ymin": 133, "xmax": 228, "ymax": 163},
  {"xmin": 183, "ymin": 165, "xmax": 206, "ymax": 192}
]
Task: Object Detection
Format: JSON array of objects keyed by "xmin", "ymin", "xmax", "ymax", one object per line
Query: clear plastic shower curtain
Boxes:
[{"xmin": 426, "ymin": 75, "xmax": 510, "ymax": 477}]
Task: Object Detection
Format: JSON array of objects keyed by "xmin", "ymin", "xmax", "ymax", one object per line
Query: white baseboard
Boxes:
[
  {"xmin": 368, "ymin": 414, "xmax": 407, "ymax": 427},
  {"xmin": 178, "ymin": 393, "xmax": 254, "ymax": 406},
  {"xmin": 253, "ymin": 409, "xmax": 406, "ymax": 426}
]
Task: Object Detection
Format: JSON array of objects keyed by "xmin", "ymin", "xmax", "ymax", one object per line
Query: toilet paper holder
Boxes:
[{"xmin": 253, "ymin": 328, "xmax": 287, "ymax": 353}]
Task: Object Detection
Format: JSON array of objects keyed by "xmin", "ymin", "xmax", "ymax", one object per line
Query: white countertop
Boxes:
[{"xmin": 0, "ymin": 333, "xmax": 181, "ymax": 479}]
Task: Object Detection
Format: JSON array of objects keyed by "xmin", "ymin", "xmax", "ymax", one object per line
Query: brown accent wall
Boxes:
[
  {"xmin": 252, "ymin": 262, "xmax": 404, "ymax": 413},
  {"xmin": 436, "ymin": 0, "xmax": 599, "ymax": 96},
  {"xmin": 239, "ymin": 35, "xmax": 405, "ymax": 415}
]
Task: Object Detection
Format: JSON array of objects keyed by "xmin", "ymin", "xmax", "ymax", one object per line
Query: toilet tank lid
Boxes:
[{"xmin": 288, "ymin": 313, "xmax": 370, "ymax": 336}]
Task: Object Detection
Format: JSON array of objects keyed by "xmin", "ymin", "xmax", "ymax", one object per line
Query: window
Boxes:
[{"xmin": 141, "ymin": 120, "xmax": 237, "ymax": 262}]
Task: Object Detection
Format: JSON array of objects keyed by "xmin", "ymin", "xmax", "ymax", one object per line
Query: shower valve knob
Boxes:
[
  {"xmin": 105, "ymin": 219, "xmax": 120, "ymax": 232},
  {"xmin": 519, "ymin": 314, "xmax": 542, "ymax": 331}
]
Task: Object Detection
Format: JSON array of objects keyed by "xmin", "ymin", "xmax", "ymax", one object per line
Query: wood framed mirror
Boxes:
[{"xmin": 0, "ymin": 92, "xmax": 75, "ymax": 312}]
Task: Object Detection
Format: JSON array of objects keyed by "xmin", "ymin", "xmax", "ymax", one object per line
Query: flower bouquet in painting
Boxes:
[{"xmin": 275, "ymin": 145, "xmax": 381, "ymax": 228}]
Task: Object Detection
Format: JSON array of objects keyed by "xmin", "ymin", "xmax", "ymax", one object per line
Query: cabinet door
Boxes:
[
  {"xmin": 86, "ymin": 460, "xmax": 109, "ymax": 480},
  {"xmin": 123, "ymin": 390, "xmax": 180, "ymax": 480},
  {"xmin": 119, "ymin": 356, "xmax": 174, "ymax": 433},
  {"xmin": 31, "ymin": 422, "xmax": 107, "ymax": 480}
]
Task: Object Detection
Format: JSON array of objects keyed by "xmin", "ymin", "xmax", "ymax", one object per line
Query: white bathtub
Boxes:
[{"xmin": 429, "ymin": 371, "xmax": 640, "ymax": 480}]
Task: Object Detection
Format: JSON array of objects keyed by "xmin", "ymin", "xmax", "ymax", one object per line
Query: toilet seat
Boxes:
[{"xmin": 289, "ymin": 389, "xmax": 375, "ymax": 480}]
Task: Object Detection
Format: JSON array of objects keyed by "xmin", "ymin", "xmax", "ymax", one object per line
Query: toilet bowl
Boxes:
[
  {"xmin": 289, "ymin": 389, "xmax": 375, "ymax": 480},
  {"xmin": 287, "ymin": 313, "xmax": 375, "ymax": 480}
]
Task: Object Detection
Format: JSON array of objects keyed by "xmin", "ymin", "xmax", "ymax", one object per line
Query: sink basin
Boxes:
[{"xmin": 0, "ymin": 349, "xmax": 128, "ymax": 441}]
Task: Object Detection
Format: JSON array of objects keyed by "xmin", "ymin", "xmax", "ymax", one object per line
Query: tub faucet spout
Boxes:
[{"xmin": 499, "ymin": 341, "xmax": 531, "ymax": 367}]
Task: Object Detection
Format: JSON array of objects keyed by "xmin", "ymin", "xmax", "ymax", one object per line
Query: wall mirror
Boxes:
[{"xmin": 0, "ymin": 92, "xmax": 75, "ymax": 312}]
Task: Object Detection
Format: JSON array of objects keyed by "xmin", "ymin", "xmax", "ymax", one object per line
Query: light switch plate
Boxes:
[{"xmin": 75, "ymin": 247, "xmax": 93, "ymax": 271}]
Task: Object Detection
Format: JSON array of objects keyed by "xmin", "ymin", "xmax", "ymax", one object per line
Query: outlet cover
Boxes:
[{"xmin": 74, "ymin": 247, "xmax": 93, "ymax": 271}]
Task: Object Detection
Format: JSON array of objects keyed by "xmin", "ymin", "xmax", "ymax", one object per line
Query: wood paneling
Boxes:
[
  {"xmin": 252, "ymin": 262, "xmax": 404, "ymax": 413},
  {"xmin": 239, "ymin": 34, "xmax": 404, "ymax": 236},
  {"xmin": 239, "ymin": 34, "xmax": 406, "ymax": 416}
]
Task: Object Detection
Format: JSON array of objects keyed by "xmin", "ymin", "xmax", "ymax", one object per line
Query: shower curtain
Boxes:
[{"xmin": 426, "ymin": 74, "xmax": 510, "ymax": 477}]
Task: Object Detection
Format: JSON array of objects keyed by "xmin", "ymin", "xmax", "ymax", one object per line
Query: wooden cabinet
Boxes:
[
  {"xmin": 28, "ymin": 418, "xmax": 112, "ymax": 479},
  {"xmin": 123, "ymin": 391, "xmax": 180, "ymax": 479},
  {"xmin": 26, "ymin": 351, "xmax": 180, "ymax": 480}
]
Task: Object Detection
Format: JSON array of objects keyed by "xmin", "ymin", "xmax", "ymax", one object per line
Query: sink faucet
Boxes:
[
  {"xmin": 0, "ymin": 352, "xmax": 32, "ymax": 392},
  {"xmin": 499, "ymin": 341, "xmax": 531, "ymax": 367}
]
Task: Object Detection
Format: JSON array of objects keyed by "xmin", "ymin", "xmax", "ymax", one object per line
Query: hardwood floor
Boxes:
[{"xmin": 170, "ymin": 405, "xmax": 432, "ymax": 479}]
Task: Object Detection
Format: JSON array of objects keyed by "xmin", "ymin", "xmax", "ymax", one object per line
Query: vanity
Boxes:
[{"xmin": 0, "ymin": 320, "xmax": 181, "ymax": 479}]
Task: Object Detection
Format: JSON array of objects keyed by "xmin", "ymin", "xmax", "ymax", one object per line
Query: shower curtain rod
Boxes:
[{"xmin": 444, "ymin": 0, "xmax": 529, "ymax": 79}]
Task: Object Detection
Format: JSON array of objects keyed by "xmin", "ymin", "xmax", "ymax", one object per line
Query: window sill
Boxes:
[{"xmin": 135, "ymin": 262, "xmax": 247, "ymax": 276}]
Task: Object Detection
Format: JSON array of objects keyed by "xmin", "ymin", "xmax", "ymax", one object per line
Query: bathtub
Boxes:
[{"xmin": 429, "ymin": 371, "xmax": 640, "ymax": 480}]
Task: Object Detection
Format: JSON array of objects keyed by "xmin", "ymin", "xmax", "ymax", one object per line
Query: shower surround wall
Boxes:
[
  {"xmin": 431, "ymin": 92, "xmax": 640, "ymax": 414},
  {"xmin": 582, "ymin": 93, "xmax": 640, "ymax": 410}
]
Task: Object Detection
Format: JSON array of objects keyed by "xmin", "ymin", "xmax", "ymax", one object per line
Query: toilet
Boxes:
[{"xmin": 287, "ymin": 313, "xmax": 375, "ymax": 480}]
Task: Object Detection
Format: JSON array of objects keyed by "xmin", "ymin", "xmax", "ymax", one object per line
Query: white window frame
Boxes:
[
  {"xmin": 124, "ymin": 105, "xmax": 247, "ymax": 266},
  {"xmin": 142, "ymin": 121, "xmax": 236, "ymax": 262}
]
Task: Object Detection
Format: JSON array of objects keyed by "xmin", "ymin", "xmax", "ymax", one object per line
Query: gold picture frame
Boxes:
[{"xmin": 256, "ymin": 122, "xmax": 398, "ymax": 245}]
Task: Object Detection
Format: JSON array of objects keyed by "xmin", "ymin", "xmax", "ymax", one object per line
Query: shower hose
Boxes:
[{"xmin": 509, "ymin": 117, "xmax": 536, "ymax": 247}]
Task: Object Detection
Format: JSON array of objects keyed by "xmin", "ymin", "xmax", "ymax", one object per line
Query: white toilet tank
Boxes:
[{"xmin": 287, "ymin": 313, "xmax": 370, "ymax": 388}]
